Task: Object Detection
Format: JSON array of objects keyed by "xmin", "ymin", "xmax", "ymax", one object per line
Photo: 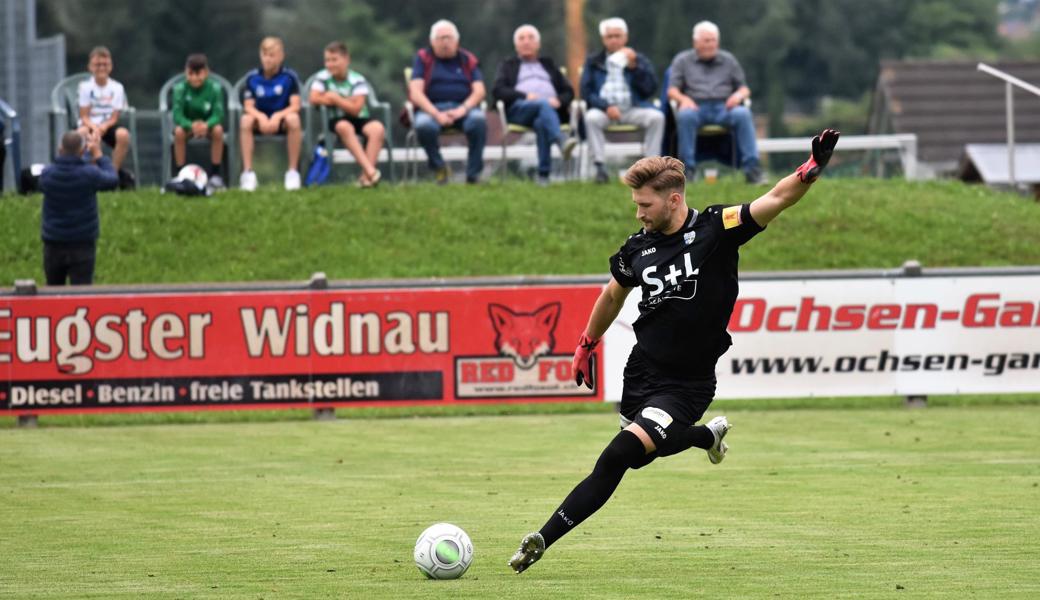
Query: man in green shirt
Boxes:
[
  {"xmin": 308, "ymin": 41, "xmax": 383, "ymax": 187},
  {"xmin": 172, "ymin": 54, "xmax": 226, "ymax": 187}
]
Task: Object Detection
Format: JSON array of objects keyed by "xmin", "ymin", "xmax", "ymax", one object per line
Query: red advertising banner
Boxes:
[{"xmin": 1, "ymin": 284, "xmax": 603, "ymax": 415}]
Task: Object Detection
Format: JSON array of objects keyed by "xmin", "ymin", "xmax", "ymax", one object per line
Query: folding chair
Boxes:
[
  {"xmin": 158, "ymin": 72, "xmax": 239, "ymax": 185},
  {"xmin": 0, "ymin": 98, "xmax": 22, "ymax": 193},
  {"xmin": 303, "ymin": 71, "xmax": 395, "ymax": 182},
  {"xmin": 49, "ymin": 73, "xmax": 140, "ymax": 179}
]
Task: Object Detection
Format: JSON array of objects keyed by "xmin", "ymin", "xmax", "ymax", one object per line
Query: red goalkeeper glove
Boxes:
[
  {"xmin": 795, "ymin": 128, "xmax": 840, "ymax": 183},
  {"xmin": 572, "ymin": 332, "xmax": 600, "ymax": 390}
]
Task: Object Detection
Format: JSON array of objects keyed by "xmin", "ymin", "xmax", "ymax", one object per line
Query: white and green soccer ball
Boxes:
[{"xmin": 414, "ymin": 523, "xmax": 474, "ymax": 579}]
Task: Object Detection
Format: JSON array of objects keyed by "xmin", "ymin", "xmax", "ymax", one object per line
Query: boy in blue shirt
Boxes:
[{"xmin": 239, "ymin": 37, "xmax": 302, "ymax": 191}]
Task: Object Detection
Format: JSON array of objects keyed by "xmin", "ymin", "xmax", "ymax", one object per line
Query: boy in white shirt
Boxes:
[{"xmin": 76, "ymin": 46, "xmax": 131, "ymax": 172}]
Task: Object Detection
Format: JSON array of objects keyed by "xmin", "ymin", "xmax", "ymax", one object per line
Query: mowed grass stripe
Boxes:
[{"xmin": 2, "ymin": 406, "xmax": 1038, "ymax": 598}]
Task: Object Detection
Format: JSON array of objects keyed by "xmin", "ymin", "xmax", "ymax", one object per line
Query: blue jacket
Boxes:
[
  {"xmin": 580, "ymin": 49, "xmax": 658, "ymax": 111},
  {"xmin": 40, "ymin": 154, "xmax": 117, "ymax": 243}
]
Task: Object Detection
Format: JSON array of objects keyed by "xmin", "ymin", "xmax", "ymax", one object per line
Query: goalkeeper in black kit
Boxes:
[{"xmin": 509, "ymin": 129, "xmax": 840, "ymax": 573}]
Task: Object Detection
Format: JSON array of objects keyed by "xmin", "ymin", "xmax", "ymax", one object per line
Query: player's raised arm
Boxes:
[
  {"xmin": 573, "ymin": 277, "xmax": 632, "ymax": 389},
  {"xmin": 749, "ymin": 129, "xmax": 839, "ymax": 227}
]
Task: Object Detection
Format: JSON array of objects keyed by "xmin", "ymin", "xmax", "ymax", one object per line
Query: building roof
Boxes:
[
  {"xmin": 871, "ymin": 60, "xmax": 1040, "ymax": 166},
  {"xmin": 959, "ymin": 143, "xmax": 1040, "ymax": 184}
]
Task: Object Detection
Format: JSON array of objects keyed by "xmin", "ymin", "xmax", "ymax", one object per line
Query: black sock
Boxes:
[
  {"xmin": 538, "ymin": 429, "xmax": 646, "ymax": 548},
  {"xmin": 658, "ymin": 424, "xmax": 715, "ymax": 457},
  {"xmin": 209, "ymin": 163, "xmax": 222, "ymax": 176}
]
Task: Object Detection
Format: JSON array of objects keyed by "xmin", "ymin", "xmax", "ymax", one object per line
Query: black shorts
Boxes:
[
  {"xmin": 329, "ymin": 116, "xmax": 375, "ymax": 133},
  {"xmin": 252, "ymin": 120, "xmax": 288, "ymax": 135},
  {"xmin": 619, "ymin": 345, "xmax": 716, "ymax": 448},
  {"xmin": 101, "ymin": 127, "xmax": 118, "ymax": 148}
]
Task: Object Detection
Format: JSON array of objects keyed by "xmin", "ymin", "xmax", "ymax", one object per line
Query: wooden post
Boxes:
[{"xmin": 565, "ymin": 0, "xmax": 586, "ymax": 94}]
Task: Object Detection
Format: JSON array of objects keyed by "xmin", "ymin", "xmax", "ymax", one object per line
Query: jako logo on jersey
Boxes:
[
  {"xmin": 488, "ymin": 302, "xmax": 560, "ymax": 369},
  {"xmin": 642, "ymin": 252, "xmax": 700, "ymax": 297},
  {"xmin": 641, "ymin": 247, "xmax": 657, "ymax": 257}
]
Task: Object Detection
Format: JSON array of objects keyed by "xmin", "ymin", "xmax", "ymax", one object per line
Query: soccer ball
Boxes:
[
  {"xmin": 414, "ymin": 523, "xmax": 474, "ymax": 579},
  {"xmin": 177, "ymin": 164, "xmax": 208, "ymax": 190}
]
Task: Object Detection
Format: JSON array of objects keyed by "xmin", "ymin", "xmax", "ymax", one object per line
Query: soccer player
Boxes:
[{"xmin": 508, "ymin": 129, "xmax": 840, "ymax": 574}]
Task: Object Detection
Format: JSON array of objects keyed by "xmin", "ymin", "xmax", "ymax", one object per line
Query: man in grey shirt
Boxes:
[{"xmin": 668, "ymin": 21, "xmax": 763, "ymax": 183}]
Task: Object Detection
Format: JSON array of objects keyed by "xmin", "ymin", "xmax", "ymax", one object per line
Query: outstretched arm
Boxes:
[
  {"xmin": 750, "ymin": 129, "xmax": 839, "ymax": 227},
  {"xmin": 573, "ymin": 278, "xmax": 632, "ymax": 389}
]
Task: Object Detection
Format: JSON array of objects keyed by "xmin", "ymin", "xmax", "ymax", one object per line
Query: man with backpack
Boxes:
[{"xmin": 408, "ymin": 19, "xmax": 487, "ymax": 184}]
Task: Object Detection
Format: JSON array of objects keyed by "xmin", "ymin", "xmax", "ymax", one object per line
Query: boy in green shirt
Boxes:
[
  {"xmin": 172, "ymin": 54, "xmax": 226, "ymax": 187},
  {"xmin": 308, "ymin": 41, "xmax": 384, "ymax": 187}
]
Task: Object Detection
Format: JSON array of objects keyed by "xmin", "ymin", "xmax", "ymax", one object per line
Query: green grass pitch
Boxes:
[{"xmin": 2, "ymin": 404, "xmax": 1038, "ymax": 598}]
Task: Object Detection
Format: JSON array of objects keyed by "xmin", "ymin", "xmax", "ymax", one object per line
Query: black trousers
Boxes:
[{"xmin": 43, "ymin": 240, "xmax": 96, "ymax": 285}]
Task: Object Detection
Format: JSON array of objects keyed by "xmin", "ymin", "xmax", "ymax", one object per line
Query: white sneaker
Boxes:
[
  {"xmin": 705, "ymin": 416, "xmax": 731, "ymax": 465},
  {"xmin": 284, "ymin": 169, "xmax": 301, "ymax": 190},
  {"xmin": 239, "ymin": 170, "xmax": 258, "ymax": 192}
]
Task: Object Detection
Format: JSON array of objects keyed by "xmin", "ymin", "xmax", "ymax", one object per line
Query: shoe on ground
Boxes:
[
  {"xmin": 284, "ymin": 169, "xmax": 302, "ymax": 190},
  {"xmin": 435, "ymin": 166, "xmax": 452, "ymax": 185},
  {"xmin": 559, "ymin": 136, "xmax": 579, "ymax": 161},
  {"xmin": 466, "ymin": 175, "xmax": 480, "ymax": 184},
  {"xmin": 705, "ymin": 415, "xmax": 731, "ymax": 465},
  {"xmin": 508, "ymin": 532, "xmax": 546, "ymax": 574},
  {"xmin": 208, "ymin": 174, "xmax": 225, "ymax": 190},
  {"xmin": 239, "ymin": 170, "xmax": 258, "ymax": 192},
  {"xmin": 358, "ymin": 169, "xmax": 382, "ymax": 188},
  {"xmin": 535, "ymin": 174, "xmax": 550, "ymax": 187},
  {"xmin": 594, "ymin": 164, "xmax": 610, "ymax": 184},
  {"xmin": 744, "ymin": 166, "xmax": 767, "ymax": 185},
  {"xmin": 685, "ymin": 168, "xmax": 697, "ymax": 183}
]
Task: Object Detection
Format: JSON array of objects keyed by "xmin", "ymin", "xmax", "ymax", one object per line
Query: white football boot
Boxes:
[
  {"xmin": 508, "ymin": 532, "xmax": 545, "ymax": 574},
  {"xmin": 705, "ymin": 416, "xmax": 731, "ymax": 465}
]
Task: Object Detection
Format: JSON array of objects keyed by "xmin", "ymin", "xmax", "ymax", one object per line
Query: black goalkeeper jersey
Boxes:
[{"xmin": 609, "ymin": 203, "xmax": 764, "ymax": 377}]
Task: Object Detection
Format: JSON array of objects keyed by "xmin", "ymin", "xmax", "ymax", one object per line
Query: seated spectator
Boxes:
[
  {"xmin": 493, "ymin": 24, "xmax": 578, "ymax": 186},
  {"xmin": 40, "ymin": 131, "xmax": 118, "ymax": 285},
  {"xmin": 76, "ymin": 46, "xmax": 132, "ymax": 178},
  {"xmin": 309, "ymin": 41, "xmax": 383, "ymax": 187},
  {"xmin": 409, "ymin": 19, "xmax": 487, "ymax": 184},
  {"xmin": 172, "ymin": 53, "xmax": 226, "ymax": 188},
  {"xmin": 667, "ymin": 21, "xmax": 763, "ymax": 183},
  {"xmin": 239, "ymin": 36, "xmax": 302, "ymax": 191},
  {"xmin": 580, "ymin": 17, "xmax": 664, "ymax": 184}
]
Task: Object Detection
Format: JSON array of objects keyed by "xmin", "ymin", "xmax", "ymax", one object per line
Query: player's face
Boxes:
[
  {"xmin": 260, "ymin": 47, "xmax": 284, "ymax": 73},
  {"xmin": 632, "ymin": 187, "xmax": 674, "ymax": 233},
  {"xmin": 185, "ymin": 68, "xmax": 208, "ymax": 88},
  {"xmin": 324, "ymin": 51, "xmax": 349, "ymax": 78},
  {"xmin": 89, "ymin": 55, "xmax": 112, "ymax": 81},
  {"xmin": 514, "ymin": 29, "xmax": 540, "ymax": 60},
  {"xmin": 602, "ymin": 28, "xmax": 627, "ymax": 53},
  {"xmin": 694, "ymin": 31, "xmax": 719, "ymax": 60}
]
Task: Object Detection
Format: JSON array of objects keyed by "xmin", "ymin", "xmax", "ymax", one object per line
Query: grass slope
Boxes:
[
  {"xmin": 1, "ymin": 406, "xmax": 1038, "ymax": 598},
  {"xmin": 2, "ymin": 179, "xmax": 1038, "ymax": 285}
]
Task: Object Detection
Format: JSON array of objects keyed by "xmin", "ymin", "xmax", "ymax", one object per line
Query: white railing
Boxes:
[{"xmin": 976, "ymin": 63, "xmax": 1040, "ymax": 187}]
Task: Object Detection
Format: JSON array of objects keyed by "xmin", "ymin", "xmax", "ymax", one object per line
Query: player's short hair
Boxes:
[
  {"xmin": 260, "ymin": 36, "xmax": 284, "ymax": 53},
  {"xmin": 60, "ymin": 131, "xmax": 84, "ymax": 156},
  {"xmin": 185, "ymin": 53, "xmax": 208, "ymax": 72},
  {"xmin": 693, "ymin": 20, "xmax": 720, "ymax": 40},
  {"xmin": 430, "ymin": 19, "xmax": 460, "ymax": 42},
  {"xmin": 623, "ymin": 156, "xmax": 686, "ymax": 193},
  {"xmin": 88, "ymin": 46, "xmax": 111, "ymax": 60},
  {"xmin": 599, "ymin": 17, "xmax": 627, "ymax": 37},
  {"xmin": 325, "ymin": 41, "xmax": 349, "ymax": 56},
  {"xmin": 513, "ymin": 24, "xmax": 540, "ymax": 45}
]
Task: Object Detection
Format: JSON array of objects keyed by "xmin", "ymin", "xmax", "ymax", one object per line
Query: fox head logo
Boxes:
[{"xmin": 488, "ymin": 302, "xmax": 561, "ymax": 369}]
